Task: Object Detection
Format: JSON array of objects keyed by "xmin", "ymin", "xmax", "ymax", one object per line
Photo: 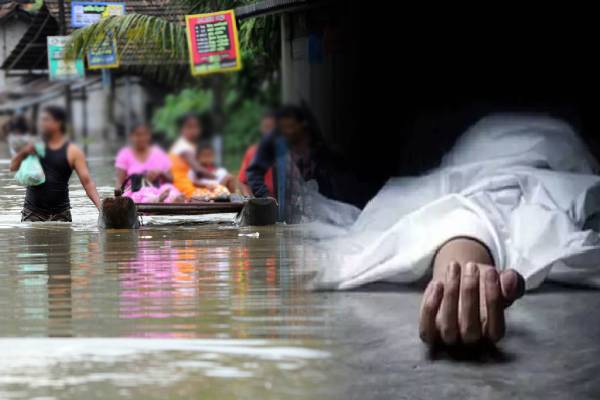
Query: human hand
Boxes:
[
  {"xmin": 22, "ymin": 143, "xmax": 36, "ymax": 155},
  {"xmin": 419, "ymin": 262, "xmax": 525, "ymax": 345},
  {"xmin": 145, "ymin": 170, "xmax": 161, "ymax": 182}
]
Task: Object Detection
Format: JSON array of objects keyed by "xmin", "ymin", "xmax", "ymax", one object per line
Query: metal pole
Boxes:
[
  {"xmin": 124, "ymin": 76, "xmax": 132, "ymax": 135},
  {"xmin": 212, "ymin": 76, "xmax": 224, "ymax": 165},
  {"xmin": 102, "ymin": 69, "xmax": 112, "ymax": 140},
  {"xmin": 57, "ymin": 0, "xmax": 66, "ymax": 33},
  {"xmin": 57, "ymin": 0, "xmax": 73, "ymax": 138},
  {"xmin": 81, "ymin": 85, "xmax": 88, "ymax": 153}
]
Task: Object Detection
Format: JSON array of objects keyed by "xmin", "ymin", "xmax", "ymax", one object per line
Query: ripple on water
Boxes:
[{"xmin": 0, "ymin": 149, "xmax": 338, "ymax": 400}]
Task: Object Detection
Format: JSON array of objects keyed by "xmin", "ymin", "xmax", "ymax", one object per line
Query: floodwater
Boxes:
[{"xmin": 0, "ymin": 142, "xmax": 340, "ymax": 400}]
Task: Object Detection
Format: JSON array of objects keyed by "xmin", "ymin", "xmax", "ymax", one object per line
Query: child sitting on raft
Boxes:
[
  {"xmin": 115, "ymin": 123, "xmax": 183, "ymax": 204},
  {"xmin": 169, "ymin": 113, "xmax": 229, "ymax": 201},
  {"xmin": 188, "ymin": 141, "xmax": 237, "ymax": 195}
]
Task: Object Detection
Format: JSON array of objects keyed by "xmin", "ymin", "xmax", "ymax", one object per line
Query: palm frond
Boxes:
[
  {"xmin": 62, "ymin": 1, "xmax": 281, "ymax": 87},
  {"xmin": 64, "ymin": 13, "xmax": 188, "ymax": 64}
]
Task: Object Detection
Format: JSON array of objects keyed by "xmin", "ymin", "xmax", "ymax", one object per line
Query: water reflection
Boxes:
[{"xmin": 0, "ymin": 144, "xmax": 338, "ymax": 399}]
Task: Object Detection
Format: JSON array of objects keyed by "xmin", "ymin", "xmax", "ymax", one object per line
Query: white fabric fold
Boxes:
[{"xmin": 307, "ymin": 114, "xmax": 600, "ymax": 290}]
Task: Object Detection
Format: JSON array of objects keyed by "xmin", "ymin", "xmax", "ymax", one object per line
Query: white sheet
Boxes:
[{"xmin": 306, "ymin": 114, "xmax": 600, "ymax": 290}]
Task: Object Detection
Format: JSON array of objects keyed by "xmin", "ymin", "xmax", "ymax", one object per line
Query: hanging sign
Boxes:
[
  {"xmin": 47, "ymin": 36, "xmax": 85, "ymax": 81},
  {"xmin": 71, "ymin": 2, "xmax": 124, "ymax": 69},
  {"xmin": 87, "ymin": 36, "xmax": 119, "ymax": 69},
  {"xmin": 185, "ymin": 10, "xmax": 242, "ymax": 76},
  {"xmin": 71, "ymin": 2, "xmax": 126, "ymax": 28}
]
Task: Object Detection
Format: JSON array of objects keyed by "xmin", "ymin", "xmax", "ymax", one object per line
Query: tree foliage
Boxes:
[
  {"xmin": 63, "ymin": 0, "xmax": 281, "ymax": 171},
  {"xmin": 63, "ymin": 0, "xmax": 280, "ymax": 86}
]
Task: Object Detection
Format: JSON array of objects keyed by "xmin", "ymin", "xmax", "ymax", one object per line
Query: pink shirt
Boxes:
[{"xmin": 115, "ymin": 146, "xmax": 171, "ymax": 176}]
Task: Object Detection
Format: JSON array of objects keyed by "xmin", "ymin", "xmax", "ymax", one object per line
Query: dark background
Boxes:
[{"xmin": 324, "ymin": 3, "xmax": 599, "ymax": 206}]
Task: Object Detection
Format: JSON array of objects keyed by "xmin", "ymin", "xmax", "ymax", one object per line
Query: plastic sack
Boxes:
[{"xmin": 14, "ymin": 143, "xmax": 46, "ymax": 187}]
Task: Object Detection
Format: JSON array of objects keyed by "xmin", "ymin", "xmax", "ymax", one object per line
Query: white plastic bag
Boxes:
[{"xmin": 14, "ymin": 143, "xmax": 45, "ymax": 187}]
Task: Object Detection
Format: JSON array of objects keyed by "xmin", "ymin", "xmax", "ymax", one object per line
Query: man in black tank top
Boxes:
[{"xmin": 10, "ymin": 106, "xmax": 101, "ymax": 222}]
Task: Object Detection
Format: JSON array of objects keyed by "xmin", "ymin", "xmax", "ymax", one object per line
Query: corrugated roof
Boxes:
[
  {"xmin": 0, "ymin": 2, "xmax": 19, "ymax": 20},
  {"xmin": 45, "ymin": 0, "xmax": 191, "ymax": 65},
  {"xmin": 44, "ymin": 0, "xmax": 190, "ymax": 31},
  {"xmin": 2, "ymin": 1, "xmax": 191, "ymax": 72},
  {"xmin": 0, "ymin": 76, "xmax": 101, "ymax": 112},
  {"xmin": 2, "ymin": 0, "xmax": 323, "ymax": 74},
  {"xmin": 1, "ymin": 5, "xmax": 58, "ymax": 70},
  {"xmin": 0, "ymin": 1, "xmax": 35, "ymax": 22},
  {"xmin": 236, "ymin": 0, "xmax": 313, "ymax": 19}
]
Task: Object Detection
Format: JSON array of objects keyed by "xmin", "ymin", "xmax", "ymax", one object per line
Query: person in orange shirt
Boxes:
[
  {"xmin": 238, "ymin": 111, "xmax": 276, "ymax": 196},
  {"xmin": 168, "ymin": 113, "xmax": 226, "ymax": 201}
]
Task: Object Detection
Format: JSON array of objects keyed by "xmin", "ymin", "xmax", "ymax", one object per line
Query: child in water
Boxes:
[{"xmin": 187, "ymin": 142, "xmax": 234, "ymax": 199}]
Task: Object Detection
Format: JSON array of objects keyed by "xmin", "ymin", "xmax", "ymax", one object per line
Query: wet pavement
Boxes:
[{"xmin": 0, "ymin": 142, "xmax": 599, "ymax": 399}]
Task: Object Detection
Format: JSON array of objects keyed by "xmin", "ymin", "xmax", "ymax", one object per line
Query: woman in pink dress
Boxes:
[{"xmin": 115, "ymin": 123, "xmax": 183, "ymax": 203}]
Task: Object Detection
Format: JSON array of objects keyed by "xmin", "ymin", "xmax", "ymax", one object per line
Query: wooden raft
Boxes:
[
  {"xmin": 136, "ymin": 202, "xmax": 245, "ymax": 216},
  {"xmin": 99, "ymin": 196, "xmax": 278, "ymax": 229}
]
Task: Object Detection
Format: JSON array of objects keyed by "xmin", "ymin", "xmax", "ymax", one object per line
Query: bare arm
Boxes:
[
  {"xmin": 181, "ymin": 152, "xmax": 215, "ymax": 179},
  {"xmin": 161, "ymin": 170, "xmax": 173, "ymax": 183},
  {"xmin": 145, "ymin": 169, "xmax": 173, "ymax": 184},
  {"xmin": 69, "ymin": 145, "xmax": 101, "ymax": 209},
  {"xmin": 9, "ymin": 143, "xmax": 35, "ymax": 172},
  {"xmin": 116, "ymin": 168, "xmax": 127, "ymax": 191},
  {"xmin": 240, "ymin": 183, "xmax": 252, "ymax": 197}
]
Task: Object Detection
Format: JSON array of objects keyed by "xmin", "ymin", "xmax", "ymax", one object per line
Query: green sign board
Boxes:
[{"xmin": 47, "ymin": 36, "xmax": 85, "ymax": 81}]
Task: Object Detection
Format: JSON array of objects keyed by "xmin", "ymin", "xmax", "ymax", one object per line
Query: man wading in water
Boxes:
[{"xmin": 9, "ymin": 106, "xmax": 101, "ymax": 222}]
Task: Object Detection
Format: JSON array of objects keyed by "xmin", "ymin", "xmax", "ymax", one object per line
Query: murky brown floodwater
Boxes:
[{"xmin": 0, "ymin": 142, "xmax": 339, "ymax": 400}]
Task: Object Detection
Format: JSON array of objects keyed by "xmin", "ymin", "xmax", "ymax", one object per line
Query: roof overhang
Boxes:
[
  {"xmin": 1, "ymin": 5, "xmax": 58, "ymax": 71},
  {"xmin": 235, "ymin": 0, "xmax": 318, "ymax": 19},
  {"xmin": 0, "ymin": 77, "xmax": 101, "ymax": 113},
  {"xmin": 0, "ymin": 1, "xmax": 35, "ymax": 23}
]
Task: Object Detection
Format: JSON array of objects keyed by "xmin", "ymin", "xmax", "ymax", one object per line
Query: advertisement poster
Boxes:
[
  {"xmin": 71, "ymin": 2, "xmax": 126, "ymax": 28},
  {"xmin": 185, "ymin": 10, "xmax": 242, "ymax": 76},
  {"xmin": 87, "ymin": 36, "xmax": 119, "ymax": 69},
  {"xmin": 47, "ymin": 36, "xmax": 85, "ymax": 81}
]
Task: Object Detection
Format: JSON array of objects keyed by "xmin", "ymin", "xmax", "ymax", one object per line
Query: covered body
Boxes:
[{"xmin": 309, "ymin": 115, "xmax": 600, "ymax": 290}]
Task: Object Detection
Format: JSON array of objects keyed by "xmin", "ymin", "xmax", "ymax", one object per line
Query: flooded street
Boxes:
[
  {"xmin": 2, "ymin": 143, "xmax": 600, "ymax": 400},
  {"xmin": 0, "ymin": 143, "xmax": 339, "ymax": 400}
]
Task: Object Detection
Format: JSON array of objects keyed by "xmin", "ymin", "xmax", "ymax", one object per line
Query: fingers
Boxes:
[
  {"xmin": 438, "ymin": 262, "xmax": 460, "ymax": 344},
  {"xmin": 500, "ymin": 269, "xmax": 526, "ymax": 307},
  {"xmin": 419, "ymin": 280, "xmax": 443, "ymax": 344},
  {"xmin": 459, "ymin": 262, "xmax": 481, "ymax": 344},
  {"xmin": 420, "ymin": 264, "xmax": 524, "ymax": 347},
  {"xmin": 483, "ymin": 268, "xmax": 505, "ymax": 342}
]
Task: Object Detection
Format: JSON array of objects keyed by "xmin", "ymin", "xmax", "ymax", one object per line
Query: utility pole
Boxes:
[
  {"xmin": 211, "ymin": 75, "xmax": 224, "ymax": 166},
  {"xmin": 81, "ymin": 85, "xmax": 88, "ymax": 153},
  {"xmin": 57, "ymin": 0, "xmax": 74, "ymax": 140}
]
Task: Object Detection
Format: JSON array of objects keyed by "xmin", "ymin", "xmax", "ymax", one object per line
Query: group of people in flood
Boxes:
[
  {"xmin": 114, "ymin": 114, "xmax": 233, "ymax": 205},
  {"xmin": 4, "ymin": 103, "xmax": 319, "ymax": 221},
  {"xmin": 113, "ymin": 108, "xmax": 290, "ymax": 205}
]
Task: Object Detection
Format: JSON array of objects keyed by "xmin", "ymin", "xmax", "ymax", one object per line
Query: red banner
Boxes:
[{"xmin": 185, "ymin": 10, "xmax": 242, "ymax": 76}]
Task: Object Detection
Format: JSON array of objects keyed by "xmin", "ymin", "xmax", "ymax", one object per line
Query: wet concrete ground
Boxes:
[{"xmin": 330, "ymin": 282, "xmax": 600, "ymax": 400}]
